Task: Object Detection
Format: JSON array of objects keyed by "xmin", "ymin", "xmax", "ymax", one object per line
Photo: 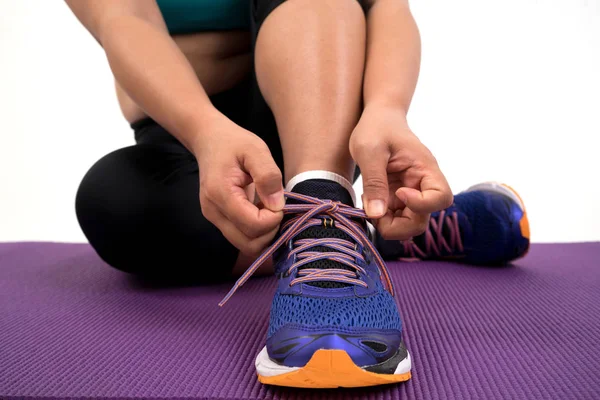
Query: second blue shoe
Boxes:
[{"xmin": 377, "ymin": 182, "xmax": 530, "ymax": 265}]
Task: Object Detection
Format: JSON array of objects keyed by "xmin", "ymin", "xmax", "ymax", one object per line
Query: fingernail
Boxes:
[
  {"xmin": 397, "ymin": 189, "xmax": 408, "ymax": 205},
  {"xmin": 267, "ymin": 191, "xmax": 285, "ymax": 211},
  {"xmin": 367, "ymin": 200, "xmax": 385, "ymax": 217}
]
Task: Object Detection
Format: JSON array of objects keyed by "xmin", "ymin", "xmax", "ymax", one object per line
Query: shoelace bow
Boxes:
[
  {"xmin": 219, "ymin": 192, "xmax": 395, "ymax": 306},
  {"xmin": 401, "ymin": 209, "xmax": 464, "ymax": 259}
]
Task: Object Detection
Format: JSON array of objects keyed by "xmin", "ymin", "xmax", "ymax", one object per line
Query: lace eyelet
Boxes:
[{"xmin": 218, "ymin": 191, "xmax": 396, "ymax": 305}]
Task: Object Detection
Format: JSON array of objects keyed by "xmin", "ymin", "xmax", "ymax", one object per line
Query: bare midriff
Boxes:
[{"xmin": 116, "ymin": 30, "xmax": 252, "ymax": 124}]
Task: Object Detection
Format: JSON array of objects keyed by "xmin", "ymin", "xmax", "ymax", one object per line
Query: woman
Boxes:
[{"xmin": 67, "ymin": 0, "xmax": 529, "ymax": 388}]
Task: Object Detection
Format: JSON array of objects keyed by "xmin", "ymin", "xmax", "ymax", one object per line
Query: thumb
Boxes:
[
  {"xmin": 242, "ymin": 144, "xmax": 285, "ymax": 212},
  {"xmin": 355, "ymin": 147, "xmax": 390, "ymax": 219},
  {"xmin": 395, "ymin": 179, "xmax": 453, "ymax": 214}
]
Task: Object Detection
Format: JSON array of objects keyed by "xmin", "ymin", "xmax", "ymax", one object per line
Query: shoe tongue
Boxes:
[
  {"xmin": 290, "ymin": 179, "xmax": 354, "ymax": 206},
  {"xmin": 288, "ymin": 179, "xmax": 356, "ymax": 289}
]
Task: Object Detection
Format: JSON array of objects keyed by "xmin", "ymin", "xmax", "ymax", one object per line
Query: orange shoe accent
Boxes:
[
  {"xmin": 519, "ymin": 213, "xmax": 530, "ymax": 240},
  {"xmin": 500, "ymin": 184, "xmax": 531, "ymax": 260},
  {"xmin": 500, "ymin": 184, "xmax": 530, "ymax": 240},
  {"xmin": 257, "ymin": 349, "xmax": 411, "ymax": 388}
]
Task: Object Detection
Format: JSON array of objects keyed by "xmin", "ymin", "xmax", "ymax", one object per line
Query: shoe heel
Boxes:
[
  {"xmin": 464, "ymin": 181, "xmax": 525, "ymax": 211},
  {"xmin": 464, "ymin": 182, "xmax": 530, "ymax": 255}
]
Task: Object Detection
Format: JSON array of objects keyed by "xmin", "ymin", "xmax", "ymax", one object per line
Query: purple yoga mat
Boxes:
[{"xmin": 1, "ymin": 242, "xmax": 599, "ymax": 400}]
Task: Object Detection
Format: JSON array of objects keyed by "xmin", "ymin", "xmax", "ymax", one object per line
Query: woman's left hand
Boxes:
[{"xmin": 350, "ymin": 105, "xmax": 453, "ymax": 240}]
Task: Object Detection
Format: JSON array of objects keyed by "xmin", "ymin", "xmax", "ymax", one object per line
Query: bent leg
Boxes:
[
  {"xmin": 253, "ymin": 0, "xmax": 366, "ymax": 184},
  {"xmin": 76, "ymin": 130, "xmax": 271, "ymax": 282}
]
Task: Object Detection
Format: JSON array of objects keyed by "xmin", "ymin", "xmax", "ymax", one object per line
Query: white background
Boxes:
[{"xmin": 1, "ymin": 0, "xmax": 599, "ymax": 243}]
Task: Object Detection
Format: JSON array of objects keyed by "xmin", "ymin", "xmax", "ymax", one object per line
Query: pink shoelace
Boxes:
[
  {"xmin": 219, "ymin": 192, "xmax": 395, "ymax": 306},
  {"xmin": 401, "ymin": 210, "xmax": 464, "ymax": 259}
]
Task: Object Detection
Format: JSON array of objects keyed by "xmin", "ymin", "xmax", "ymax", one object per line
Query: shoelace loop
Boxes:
[
  {"xmin": 219, "ymin": 192, "xmax": 395, "ymax": 306},
  {"xmin": 402, "ymin": 210, "xmax": 464, "ymax": 259}
]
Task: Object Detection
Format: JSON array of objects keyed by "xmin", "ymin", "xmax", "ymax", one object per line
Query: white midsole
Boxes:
[
  {"xmin": 464, "ymin": 181, "xmax": 525, "ymax": 211},
  {"xmin": 255, "ymin": 345, "xmax": 412, "ymax": 377}
]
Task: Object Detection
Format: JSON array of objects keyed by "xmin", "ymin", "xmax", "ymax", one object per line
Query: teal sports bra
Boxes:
[{"xmin": 156, "ymin": 0, "xmax": 250, "ymax": 34}]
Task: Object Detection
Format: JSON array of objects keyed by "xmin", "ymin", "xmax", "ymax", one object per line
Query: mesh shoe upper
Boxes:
[
  {"xmin": 452, "ymin": 190, "xmax": 529, "ymax": 264},
  {"xmin": 377, "ymin": 188, "xmax": 529, "ymax": 265},
  {"xmin": 267, "ymin": 281, "xmax": 402, "ymax": 338},
  {"xmin": 218, "ymin": 188, "xmax": 404, "ymax": 368}
]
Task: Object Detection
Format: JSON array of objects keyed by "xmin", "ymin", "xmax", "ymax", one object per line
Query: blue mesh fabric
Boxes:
[
  {"xmin": 456, "ymin": 191, "xmax": 511, "ymax": 239},
  {"xmin": 455, "ymin": 192, "xmax": 507, "ymax": 241},
  {"xmin": 377, "ymin": 190, "xmax": 525, "ymax": 265},
  {"xmin": 267, "ymin": 284, "xmax": 402, "ymax": 337},
  {"xmin": 412, "ymin": 191, "xmax": 512, "ymax": 257},
  {"xmin": 450, "ymin": 191, "xmax": 526, "ymax": 264}
]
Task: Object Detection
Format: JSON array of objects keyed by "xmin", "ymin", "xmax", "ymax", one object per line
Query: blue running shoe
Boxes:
[
  {"xmin": 220, "ymin": 191, "xmax": 411, "ymax": 388},
  {"xmin": 377, "ymin": 182, "xmax": 530, "ymax": 265}
]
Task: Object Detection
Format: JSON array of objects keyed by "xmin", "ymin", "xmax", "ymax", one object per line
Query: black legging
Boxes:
[
  {"xmin": 76, "ymin": 76, "xmax": 285, "ymax": 282},
  {"xmin": 76, "ymin": 0, "xmax": 369, "ymax": 282}
]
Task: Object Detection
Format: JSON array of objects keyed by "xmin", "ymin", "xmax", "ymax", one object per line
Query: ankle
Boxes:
[
  {"xmin": 285, "ymin": 164, "xmax": 354, "ymax": 187},
  {"xmin": 286, "ymin": 170, "xmax": 356, "ymax": 206}
]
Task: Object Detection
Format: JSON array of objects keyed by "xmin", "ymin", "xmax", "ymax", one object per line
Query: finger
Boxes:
[
  {"xmin": 200, "ymin": 201, "xmax": 250, "ymax": 250},
  {"xmin": 202, "ymin": 175, "xmax": 282, "ymax": 238},
  {"xmin": 214, "ymin": 207, "xmax": 280, "ymax": 255},
  {"xmin": 353, "ymin": 143, "xmax": 391, "ymax": 219},
  {"xmin": 395, "ymin": 173, "xmax": 453, "ymax": 214},
  {"xmin": 387, "ymin": 189, "xmax": 407, "ymax": 212},
  {"xmin": 244, "ymin": 183, "xmax": 257, "ymax": 205},
  {"xmin": 222, "ymin": 185, "xmax": 283, "ymax": 239},
  {"xmin": 242, "ymin": 144, "xmax": 285, "ymax": 212},
  {"xmin": 375, "ymin": 208, "xmax": 430, "ymax": 241}
]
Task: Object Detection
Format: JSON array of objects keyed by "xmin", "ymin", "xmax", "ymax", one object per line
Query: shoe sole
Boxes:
[
  {"xmin": 465, "ymin": 182, "xmax": 530, "ymax": 257},
  {"xmin": 255, "ymin": 346, "xmax": 411, "ymax": 388}
]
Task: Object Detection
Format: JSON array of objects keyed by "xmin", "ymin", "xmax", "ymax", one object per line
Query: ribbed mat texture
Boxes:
[{"xmin": 1, "ymin": 242, "xmax": 599, "ymax": 400}]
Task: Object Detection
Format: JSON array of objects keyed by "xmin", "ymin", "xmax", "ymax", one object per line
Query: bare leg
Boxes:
[
  {"xmin": 239, "ymin": 0, "xmax": 367, "ymax": 275},
  {"xmin": 255, "ymin": 0, "xmax": 366, "ymax": 184}
]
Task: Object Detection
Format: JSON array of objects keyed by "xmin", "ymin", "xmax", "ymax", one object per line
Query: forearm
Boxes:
[
  {"xmin": 363, "ymin": 0, "xmax": 421, "ymax": 116},
  {"xmin": 101, "ymin": 16, "xmax": 220, "ymax": 153},
  {"xmin": 66, "ymin": 0, "xmax": 222, "ymax": 154}
]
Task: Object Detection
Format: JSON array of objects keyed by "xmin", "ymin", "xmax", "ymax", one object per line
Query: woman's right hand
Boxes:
[{"xmin": 193, "ymin": 116, "xmax": 285, "ymax": 255}]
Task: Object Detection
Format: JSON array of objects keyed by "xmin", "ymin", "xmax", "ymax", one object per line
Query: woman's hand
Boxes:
[
  {"xmin": 350, "ymin": 105, "xmax": 453, "ymax": 240},
  {"xmin": 193, "ymin": 116, "xmax": 285, "ymax": 255}
]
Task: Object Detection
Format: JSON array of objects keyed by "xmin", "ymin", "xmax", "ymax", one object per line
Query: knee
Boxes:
[
  {"xmin": 75, "ymin": 148, "xmax": 147, "ymax": 272},
  {"xmin": 75, "ymin": 148, "xmax": 146, "ymax": 236},
  {"xmin": 254, "ymin": 0, "xmax": 365, "ymax": 29},
  {"xmin": 75, "ymin": 147, "xmax": 239, "ymax": 282},
  {"xmin": 293, "ymin": 0, "xmax": 364, "ymax": 16},
  {"xmin": 259, "ymin": 0, "xmax": 363, "ymax": 10},
  {"xmin": 76, "ymin": 149, "xmax": 126, "ymax": 229}
]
